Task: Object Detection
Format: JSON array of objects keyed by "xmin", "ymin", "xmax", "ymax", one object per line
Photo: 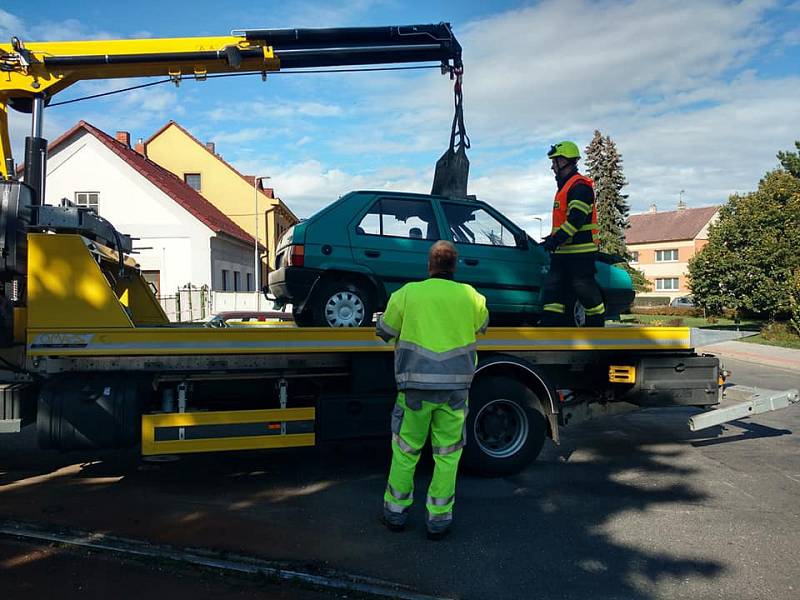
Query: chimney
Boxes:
[
  {"xmin": 263, "ymin": 187, "xmax": 275, "ymax": 198},
  {"xmin": 677, "ymin": 199, "xmax": 687, "ymax": 211},
  {"xmin": 648, "ymin": 203, "xmax": 657, "ymax": 214},
  {"xmin": 205, "ymin": 142, "xmax": 215, "ymax": 155},
  {"xmin": 134, "ymin": 138, "xmax": 146, "ymax": 157},
  {"xmin": 115, "ymin": 131, "xmax": 131, "ymax": 147}
]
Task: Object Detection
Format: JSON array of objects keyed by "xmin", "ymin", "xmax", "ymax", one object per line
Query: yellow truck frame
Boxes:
[{"xmin": 0, "ymin": 26, "xmax": 727, "ymax": 476}]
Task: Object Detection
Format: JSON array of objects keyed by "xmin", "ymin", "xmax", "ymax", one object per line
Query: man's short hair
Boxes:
[{"xmin": 428, "ymin": 240, "xmax": 458, "ymax": 273}]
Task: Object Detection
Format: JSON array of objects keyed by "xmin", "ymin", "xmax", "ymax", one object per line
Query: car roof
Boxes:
[{"xmin": 351, "ymin": 190, "xmax": 481, "ymax": 203}]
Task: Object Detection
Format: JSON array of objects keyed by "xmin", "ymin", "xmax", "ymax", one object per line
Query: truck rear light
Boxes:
[{"xmin": 288, "ymin": 244, "xmax": 305, "ymax": 267}]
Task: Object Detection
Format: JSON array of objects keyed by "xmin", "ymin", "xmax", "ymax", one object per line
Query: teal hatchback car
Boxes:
[{"xmin": 268, "ymin": 191, "xmax": 634, "ymax": 327}]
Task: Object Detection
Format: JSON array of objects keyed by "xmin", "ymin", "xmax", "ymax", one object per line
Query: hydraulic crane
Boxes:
[{"xmin": 0, "ymin": 24, "xmax": 462, "ymax": 344}]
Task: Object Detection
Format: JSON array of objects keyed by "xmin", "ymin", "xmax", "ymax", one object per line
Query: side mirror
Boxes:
[{"xmin": 515, "ymin": 233, "xmax": 529, "ymax": 250}]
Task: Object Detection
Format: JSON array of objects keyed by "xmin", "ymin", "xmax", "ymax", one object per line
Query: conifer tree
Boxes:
[{"xmin": 584, "ymin": 131, "xmax": 649, "ymax": 291}]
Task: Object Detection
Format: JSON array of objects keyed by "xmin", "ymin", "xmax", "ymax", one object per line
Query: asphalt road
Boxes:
[{"xmin": 1, "ymin": 355, "xmax": 798, "ymax": 600}]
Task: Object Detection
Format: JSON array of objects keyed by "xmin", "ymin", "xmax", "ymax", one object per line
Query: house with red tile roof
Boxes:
[
  {"xmin": 41, "ymin": 121, "xmax": 263, "ymax": 297},
  {"xmin": 625, "ymin": 203, "xmax": 719, "ymax": 301}
]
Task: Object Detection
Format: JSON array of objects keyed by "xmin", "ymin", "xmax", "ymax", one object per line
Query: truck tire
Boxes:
[
  {"xmin": 463, "ymin": 375, "xmax": 547, "ymax": 477},
  {"xmin": 311, "ymin": 279, "xmax": 374, "ymax": 327}
]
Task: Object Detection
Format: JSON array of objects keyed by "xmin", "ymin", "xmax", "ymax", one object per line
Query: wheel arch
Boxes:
[{"xmin": 475, "ymin": 354, "xmax": 559, "ymax": 443}]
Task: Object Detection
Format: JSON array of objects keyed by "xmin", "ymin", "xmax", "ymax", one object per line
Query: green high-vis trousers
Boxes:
[{"xmin": 383, "ymin": 392, "xmax": 466, "ymax": 525}]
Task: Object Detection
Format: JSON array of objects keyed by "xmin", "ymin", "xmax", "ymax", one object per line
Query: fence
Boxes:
[{"xmin": 158, "ymin": 286, "xmax": 279, "ymax": 322}]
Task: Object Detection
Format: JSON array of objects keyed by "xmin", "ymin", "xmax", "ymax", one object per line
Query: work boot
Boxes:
[
  {"xmin": 381, "ymin": 505, "xmax": 407, "ymax": 533},
  {"xmin": 425, "ymin": 514, "xmax": 452, "ymax": 541}
]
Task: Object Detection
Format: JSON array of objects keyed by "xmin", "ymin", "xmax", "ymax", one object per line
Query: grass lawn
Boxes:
[
  {"xmin": 740, "ymin": 333, "xmax": 800, "ymax": 350},
  {"xmin": 615, "ymin": 314, "xmax": 760, "ymax": 329}
]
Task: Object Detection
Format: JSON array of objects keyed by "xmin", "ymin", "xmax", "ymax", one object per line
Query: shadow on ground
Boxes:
[{"xmin": 0, "ymin": 407, "xmax": 738, "ymax": 600}]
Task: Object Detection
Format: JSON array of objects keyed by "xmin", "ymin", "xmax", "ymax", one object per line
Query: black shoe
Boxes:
[{"xmin": 381, "ymin": 515, "xmax": 406, "ymax": 533}]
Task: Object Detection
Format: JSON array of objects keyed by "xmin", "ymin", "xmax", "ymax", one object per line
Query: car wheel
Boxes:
[
  {"xmin": 312, "ymin": 280, "xmax": 374, "ymax": 327},
  {"xmin": 463, "ymin": 375, "xmax": 548, "ymax": 477},
  {"xmin": 572, "ymin": 299, "xmax": 587, "ymax": 327}
]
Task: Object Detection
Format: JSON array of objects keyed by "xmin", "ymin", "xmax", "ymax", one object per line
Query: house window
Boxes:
[
  {"xmin": 656, "ymin": 278, "xmax": 680, "ymax": 291},
  {"xmin": 184, "ymin": 173, "xmax": 202, "ymax": 191},
  {"xmin": 75, "ymin": 191, "xmax": 99, "ymax": 212},
  {"xmin": 630, "ymin": 251, "xmax": 639, "ymax": 263},
  {"xmin": 234, "ymin": 271, "xmax": 241, "ymax": 291},
  {"xmin": 655, "ymin": 249, "xmax": 679, "ymax": 262},
  {"xmin": 221, "ymin": 269, "xmax": 230, "ymax": 291},
  {"xmin": 246, "ymin": 273, "xmax": 253, "ymax": 292}
]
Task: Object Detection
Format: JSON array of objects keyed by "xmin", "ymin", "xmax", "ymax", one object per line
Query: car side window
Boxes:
[
  {"xmin": 357, "ymin": 198, "xmax": 438, "ymax": 240},
  {"xmin": 442, "ymin": 203, "xmax": 517, "ymax": 247}
]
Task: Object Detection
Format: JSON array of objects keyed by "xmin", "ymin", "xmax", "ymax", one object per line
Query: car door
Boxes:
[
  {"xmin": 350, "ymin": 195, "xmax": 443, "ymax": 297},
  {"xmin": 438, "ymin": 199, "xmax": 545, "ymax": 315}
]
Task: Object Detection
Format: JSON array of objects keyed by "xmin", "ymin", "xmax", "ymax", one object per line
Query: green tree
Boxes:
[
  {"xmin": 688, "ymin": 170, "xmax": 800, "ymax": 318},
  {"xmin": 584, "ymin": 130, "xmax": 650, "ymax": 291},
  {"xmin": 777, "ymin": 140, "xmax": 800, "ymax": 178}
]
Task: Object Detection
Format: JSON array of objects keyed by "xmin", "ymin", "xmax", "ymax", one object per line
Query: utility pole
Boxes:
[{"xmin": 253, "ymin": 176, "xmax": 270, "ymax": 309}]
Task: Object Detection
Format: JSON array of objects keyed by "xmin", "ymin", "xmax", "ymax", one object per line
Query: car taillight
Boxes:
[{"xmin": 287, "ymin": 244, "xmax": 305, "ymax": 267}]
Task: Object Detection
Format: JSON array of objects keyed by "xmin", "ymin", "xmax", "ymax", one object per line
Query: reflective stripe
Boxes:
[
  {"xmin": 585, "ymin": 303, "xmax": 606, "ymax": 316},
  {"xmin": 396, "ymin": 372, "xmax": 474, "ymax": 385},
  {"xmin": 392, "ymin": 433, "xmax": 421, "ymax": 455},
  {"xmin": 579, "ymin": 223, "xmax": 597, "ymax": 231},
  {"xmin": 384, "ymin": 500, "xmax": 407, "ymax": 514},
  {"xmin": 426, "ymin": 511, "xmax": 453, "ymax": 522},
  {"xmin": 477, "ymin": 315, "xmax": 489, "ymax": 335},
  {"xmin": 396, "ymin": 340, "xmax": 477, "ymax": 362},
  {"xmin": 543, "ymin": 303, "xmax": 565, "ymax": 314},
  {"xmin": 432, "ymin": 439, "xmax": 464, "ymax": 455},
  {"xmin": 555, "ymin": 242, "xmax": 597, "ymax": 254},
  {"xmin": 427, "ymin": 494, "xmax": 455, "ymax": 507},
  {"xmin": 387, "ymin": 483, "xmax": 413, "ymax": 501},
  {"xmin": 560, "ymin": 221, "xmax": 578, "ymax": 236},
  {"xmin": 568, "ymin": 199, "xmax": 593, "ymax": 215},
  {"xmin": 376, "ymin": 315, "xmax": 399, "ymax": 341}
]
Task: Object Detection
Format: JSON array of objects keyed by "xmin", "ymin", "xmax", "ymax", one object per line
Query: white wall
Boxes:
[
  {"xmin": 44, "ymin": 130, "xmax": 246, "ymax": 294},
  {"xmin": 210, "ymin": 236, "xmax": 256, "ymax": 292}
]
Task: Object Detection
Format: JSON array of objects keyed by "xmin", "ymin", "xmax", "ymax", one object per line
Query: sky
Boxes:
[{"xmin": 2, "ymin": 0, "xmax": 800, "ymax": 235}]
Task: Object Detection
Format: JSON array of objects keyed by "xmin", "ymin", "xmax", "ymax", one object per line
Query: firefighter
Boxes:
[
  {"xmin": 540, "ymin": 141, "xmax": 605, "ymax": 327},
  {"xmin": 376, "ymin": 240, "xmax": 489, "ymax": 540}
]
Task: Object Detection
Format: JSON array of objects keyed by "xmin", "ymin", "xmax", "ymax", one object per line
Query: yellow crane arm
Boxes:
[{"xmin": 0, "ymin": 24, "xmax": 462, "ymax": 179}]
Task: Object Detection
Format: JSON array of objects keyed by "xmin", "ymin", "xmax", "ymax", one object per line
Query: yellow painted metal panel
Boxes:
[
  {"xmin": 141, "ymin": 433, "xmax": 316, "ymax": 456},
  {"xmin": 12, "ymin": 307, "xmax": 26, "ymax": 344},
  {"xmin": 27, "ymin": 234, "xmax": 133, "ymax": 329},
  {"xmin": 144, "ymin": 407, "xmax": 315, "ymax": 428},
  {"xmin": 27, "ymin": 325, "xmax": 693, "ymax": 357},
  {"xmin": 114, "ymin": 273, "xmax": 170, "ymax": 326}
]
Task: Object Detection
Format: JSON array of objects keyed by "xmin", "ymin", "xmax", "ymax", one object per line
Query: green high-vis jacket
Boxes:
[{"xmin": 376, "ymin": 276, "xmax": 489, "ymax": 391}]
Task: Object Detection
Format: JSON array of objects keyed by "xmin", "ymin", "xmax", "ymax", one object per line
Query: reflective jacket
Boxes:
[
  {"xmin": 376, "ymin": 276, "xmax": 489, "ymax": 391},
  {"xmin": 550, "ymin": 172, "xmax": 599, "ymax": 254}
]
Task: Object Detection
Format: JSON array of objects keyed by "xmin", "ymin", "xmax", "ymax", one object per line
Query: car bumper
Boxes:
[{"xmin": 268, "ymin": 267, "xmax": 321, "ymax": 309}]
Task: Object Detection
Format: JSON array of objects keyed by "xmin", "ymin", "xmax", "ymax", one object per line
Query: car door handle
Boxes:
[
  {"xmin": 365, "ymin": 250, "xmax": 381, "ymax": 258},
  {"xmin": 464, "ymin": 258, "xmax": 479, "ymax": 266}
]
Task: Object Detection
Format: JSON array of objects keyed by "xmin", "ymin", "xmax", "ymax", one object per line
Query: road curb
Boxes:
[
  {"xmin": 0, "ymin": 520, "xmax": 451, "ymax": 600},
  {"xmin": 697, "ymin": 345, "xmax": 800, "ymax": 372}
]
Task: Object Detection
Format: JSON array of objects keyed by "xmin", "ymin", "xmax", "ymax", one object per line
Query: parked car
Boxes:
[
  {"xmin": 268, "ymin": 191, "xmax": 634, "ymax": 327},
  {"xmin": 669, "ymin": 296, "xmax": 695, "ymax": 308}
]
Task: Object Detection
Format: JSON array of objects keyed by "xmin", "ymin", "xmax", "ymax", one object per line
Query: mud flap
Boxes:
[{"xmin": 431, "ymin": 69, "xmax": 470, "ymax": 198}]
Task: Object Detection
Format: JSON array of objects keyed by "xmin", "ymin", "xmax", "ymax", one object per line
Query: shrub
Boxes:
[{"xmin": 630, "ymin": 306, "xmax": 701, "ymax": 317}]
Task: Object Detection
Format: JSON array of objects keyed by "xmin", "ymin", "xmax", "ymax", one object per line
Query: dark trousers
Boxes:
[{"xmin": 540, "ymin": 252, "xmax": 605, "ymax": 327}]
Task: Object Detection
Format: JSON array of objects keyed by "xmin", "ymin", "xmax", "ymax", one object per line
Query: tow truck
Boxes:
[{"xmin": 0, "ymin": 26, "xmax": 796, "ymax": 476}]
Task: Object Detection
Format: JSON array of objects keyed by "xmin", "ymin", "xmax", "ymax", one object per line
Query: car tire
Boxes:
[
  {"xmin": 311, "ymin": 279, "xmax": 375, "ymax": 327},
  {"xmin": 292, "ymin": 308, "xmax": 314, "ymax": 327},
  {"xmin": 463, "ymin": 375, "xmax": 548, "ymax": 477}
]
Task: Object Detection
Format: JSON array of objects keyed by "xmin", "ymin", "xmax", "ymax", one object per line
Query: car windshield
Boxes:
[{"xmin": 442, "ymin": 202, "xmax": 517, "ymax": 247}]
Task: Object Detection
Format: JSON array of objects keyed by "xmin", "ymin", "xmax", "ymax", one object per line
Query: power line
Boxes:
[{"xmin": 48, "ymin": 64, "xmax": 442, "ymax": 108}]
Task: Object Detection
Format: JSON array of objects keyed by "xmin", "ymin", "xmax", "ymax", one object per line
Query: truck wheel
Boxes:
[
  {"xmin": 312, "ymin": 280, "xmax": 374, "ymax": 327},
  {"xmin": 463, "ymin": 375, "xmax": 548, "ymax": 477}
]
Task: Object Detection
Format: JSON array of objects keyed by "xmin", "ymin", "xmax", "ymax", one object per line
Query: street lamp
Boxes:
[{"xmin": 253, "ymin": 176, "xmax": 270, "ymax": 306}]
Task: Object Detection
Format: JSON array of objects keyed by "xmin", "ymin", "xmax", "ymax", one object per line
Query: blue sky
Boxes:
[{"xmin": 3, "ymin": 0, "xmax": 800, "ymax": 234}]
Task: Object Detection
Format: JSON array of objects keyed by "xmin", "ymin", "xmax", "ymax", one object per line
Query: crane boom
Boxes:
[{"xmin": 0, "ymin": 23, "xmax": 462, "ymax": 181}]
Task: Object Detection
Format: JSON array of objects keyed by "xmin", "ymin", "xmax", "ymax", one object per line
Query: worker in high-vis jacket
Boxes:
[
  {"xmin": 540, "ymin": 140, "xmax": 606, "ymax": 327},
  {"xmin": 376, "ymin": 240, "xmax": 489, "ymax": 540}
]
